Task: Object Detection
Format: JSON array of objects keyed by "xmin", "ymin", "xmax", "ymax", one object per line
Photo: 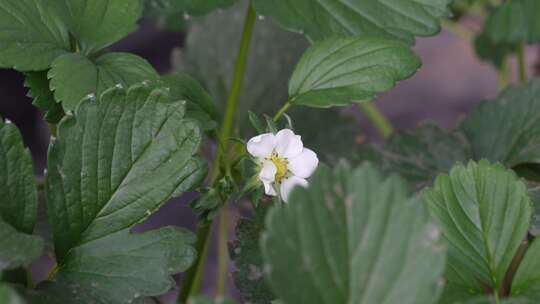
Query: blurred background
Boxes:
[{"xmin": 0, "ymin": 1, "xmax": 537, "ymax": 302}]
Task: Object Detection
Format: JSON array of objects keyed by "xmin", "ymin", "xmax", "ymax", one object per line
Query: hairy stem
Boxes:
[
  {"xmin": 359, "ymin": 102, "xmax": 394, "ymax": 138},
  {"xmin": 177, "ymin": 3, "xmax": 256, "ymax": 302},
  {"xmin": 216, "ymin": 208, "xmax": 229, "ymax": 296},
  {"xmin": 177, "ymin": 224, "xmax": 212, "ymax": 303},
  {"xmin": 273, "ymin": 102, "xmax": 292, "ymax": 122},
  {"xmin": 517, "ymin": 42, "xmax": 527, "ymax": 84}
]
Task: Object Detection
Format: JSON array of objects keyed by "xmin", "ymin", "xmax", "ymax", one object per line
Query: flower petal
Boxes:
[
  {"xmin": 288, "ymin": 148, "xmax": 319, "ymax": 178},
  {"xmin": 280, "ymin": 176, "xmax": 308, "ymax": 203},
  {"xmin": 275, "ymin": 129, "xmax": 303, "ymax": 158},
  {"xmin": 259, "ymin": 160, "xmax": 277, "ymax": 183},
  {"xmin": 247, "ymin": 133, "xmax": 276, "ymax": 158},
  {"xmin": 263, "ymin": 180, "xmax": 277, "ymax": 196}
]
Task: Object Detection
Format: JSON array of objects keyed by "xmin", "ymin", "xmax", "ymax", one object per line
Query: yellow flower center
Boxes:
[{"xmin": 270, "ymin": 153, "xmax": 288, "ymax": 184}]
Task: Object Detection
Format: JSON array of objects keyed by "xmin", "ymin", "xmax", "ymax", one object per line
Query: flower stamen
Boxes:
[{"xmin": 269, "ymin": 152, "xmax": 288, "ymax": 184}]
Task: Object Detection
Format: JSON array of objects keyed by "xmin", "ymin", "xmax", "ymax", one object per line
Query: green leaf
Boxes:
[
  {"xmin": 173, "ymin": 1, "xmax": 309, "ymax": 131},
  {"xmin": 423, "ymin": 160, "xmax": 531, "ymax": 297},
  {"xmin": 230, "ymin": 203, "xmax": 274, "ymax": 304},
  {"xmin": 511, "ymin": 236, "xmax": 540, "ymax": 300},
  {"xmin": 0, "ymin": 119, "xmax": 43, "ymax": 273},
  {"xmin": 361, "ymin": 123, "xmax": 472, "ymax": 189},
  {"xmin": 45, "ymin": 82, "xmax": 207, "ymax": 261},
  {"xmin": 0, "ymin": 119, "xmax": 37, "ymax": 234},
  {"xmin": 288, "ymin": 37, "xmax": 420, "ymax": 108},
  {"xmin": 0, "ymin": 283, "xmax": 25, "ymax": 304},
  {"xmin": 24, "ymin": 72, "xmax": 64, "ymax": 124},
  {"xmin": 0, "ymin": 0, "xmax": 70, "ymax": 71},
  {"xmin": 162, "ymin": 73, "xmax": 217, "ymax": 131},
  {"xmin": 0, "ymin": 219, "xmax": 44, "ymax": 272},
  {"xmin": 262, "ymin": 163, "xmax": 446, "ymax": 304},
  {"xmin": 143, "ymin": 0, "xmax": 238, "ymax": 17},
  {"xmin": 252, "ymin": 0, "xmax": 451, "ymax": 43},
  {"xmin": 29, "ymin": 227, "xmax": 195, "ymax": 304},
  {"xmin": 48, "ymin": 52, "xmax": 159, "ymax": 111},
  {"xmin": 460, "ymin": 81, "xmax": 540, "ymax": 168},
  {"xmin": 483, "ymin": 0, "xmax": 540, "ymax": 45},
  {"xmin": 352, "ymin": 82, "xmax": 540, "ymax": 185},
  {"xmin": 529, "ymin": 186, "xmax": 540, "ymax": 236},
  {"xmin": 53, "ymin": 0, "xmax": 142, "ymax": 53},
  {"xmin": 474, "ymin": 31, "xmax": 516, "ymax": 69}
]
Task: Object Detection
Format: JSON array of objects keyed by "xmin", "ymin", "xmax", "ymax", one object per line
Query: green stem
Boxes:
[
  {"xmin": 273, "ymin": 102, "xmax": 291, "ymax": 122},
  {"xmin": 517, "ymin": 42, "xmax": 527, "ymax": 84},
  {"xmin": 46, "ymin": 264, "xmax": 59, "ymax": 281},
  {"xmin": 177, "ymin": 3, "xmax": 256, "ymax": 302},
  {"xmin": 26, "ymin": 270, "xmax": 35, "ymax": 289},
  {"xmin": 494, "ymin": 291, "xmax": 501, "ymax": 304},
  {"xmin": 48, "ymin": 123, "xmax": 57, "ymax": 137},
  {"xmin": 214, "ymin": 2, "xmax": 257, "ymax": 176},
  {"xmin": 498, "ymin": 57, "xmax": 510, "ymax": 90},
  {"xmin": 177, "ymin": 224, "xmax": 212, "ymax": 304},
  {"xmin": 359, "ymin": 102, "xmax": 394, "ymax": 138},
  {"xmin": 216, "ymin": 208, "xmax": 229, "ymax": 296}
]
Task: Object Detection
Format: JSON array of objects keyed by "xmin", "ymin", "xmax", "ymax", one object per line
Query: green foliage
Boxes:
[
  {"xmin": 483, "ymin": 0, "xmax": 540, "ymax": 45},
  {"xmin": 288, "ymin": 37, "xmax": 420, "ymax": 108},
  {"xmin": 230, "ymin": 204, "xmax": 274, "ymax": 304},
  {"xmin": 0, "ymin": 284, "xmax": 25, "ymax": 304},
  {"xmin": 262, "ymin": 163, "xmax": 446, "ymax": 304},
  {"xmin": 474, "ymin": 0, "xmax": 540, "ymax": 67},
  {"xmin": 0, "ymin": 119, "xmax": 37, "ymax": 234},
  {"xmin": 358, "ymin": 81, "xmax": 540, "ymax": 185},
  {"xmin": 3, "ymin": 0, "xmax": 540, "ymax": 302},
  {"xmin": 53, "ymin": 0, "xmax": 141, "ymax": 53},
  {"xmin": 474, "ymin": 31, "xmax": 516, "ymax": 69},
  {"xmin": 143, "ymin": 0, "xmax": 238, "ymax": 18},
  {"xmin": 0, "ymin": 119, "xmax": 43, "ymax": 272},
  {"xmin": 162, "ymin": 72, "xmax": 217, "ymax": 131},
  {"xmin": 360, "ymin": 124, "xmax": 472, "ymax": 189},
  {"xmin": 0, "ymin": 219, "xmax": 43, "ymax": 272},
  {"xmin": 29, "ymin": 227, "xmax": 195, "ymax": 304},
  {"xmin": 512, "ymin": 236, "xmax": 540, "ymax": 300},
  {"xmin": 252, "ymin": 0, "xmax": 452, "ymax": 43},
  {"xmin": 529, "ymin": 186, "xmax": 540, "ymax": 236},
  {"xmin": 460, "ymin": 81, "xmax": 540, "ymax": 168},
  {"xmin": 24, "ymin": 72, "xmax": 64, "ymax": 124},
  {"xmin": 0, "ymin": 0, "xmax": 70, "ymax": 71},
  {"xmin": 173, "ymin": 1, "xmax": 309, "ymax": 131},
  {"xmin": 48, "ymin": 53, "xmax": 159, "ymax": 111},
  {"xmin": 45, "ymin": 82, "xmax": 207, "ymax": 260},
  {"xmin": 423, "ymin": 161, "xmax": 532, "ymax": 299}
]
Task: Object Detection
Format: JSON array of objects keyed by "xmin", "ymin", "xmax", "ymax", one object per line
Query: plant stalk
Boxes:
[
  {"xmin": 359, "ymin": 102, "xmax": 394, "ymax": 138},
  {"xmin": 177, "ymin": 224, "xmax": 212, "ymax": 303},
  {"xmin": 216, "ymin": 208, "xmax": 229, "ymax": 296},
  {"xmin": 177, "ymin": 3, "xmax": 256, "ymax": 302},
  {"xmin": 273, "ymin": 102, "xmax": 291, "ymax": 122},
  {"xmin": 498, "ymin": 57, "xmax": 510, "ymax": 90},
  {"xmin": 517, "ymin": 42, "xmax": 527, "ymax": 84}
]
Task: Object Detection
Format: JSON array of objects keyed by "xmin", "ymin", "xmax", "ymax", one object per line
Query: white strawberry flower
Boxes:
[{"xmin": 247, "ymin": 129, "xmax": 319, "ymax": 202}]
